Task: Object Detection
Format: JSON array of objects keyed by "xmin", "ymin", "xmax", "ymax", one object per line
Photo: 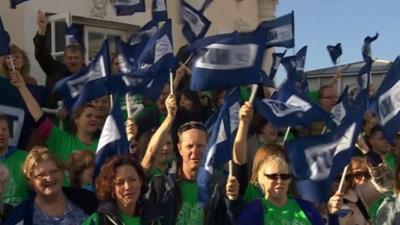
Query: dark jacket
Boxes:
[
  {"xmin": 33, "ymin": 33, "xmax": 73, "ymax": 108},
  {"xmin": 3, "ymin": 187, "xmax": 98, "ymax": 225},
  {"xmin": 94, "ymin": 200, "xmax": 163, "ymax": 225},
  {"xmin": 145, "ymin": 164, "xmax": 245, "ymax": 225}
]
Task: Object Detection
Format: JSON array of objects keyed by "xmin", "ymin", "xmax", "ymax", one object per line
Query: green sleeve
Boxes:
[
  {"xmin": 307, "ymin": 90, "xmax": 319, "ymax": 104},
  {"xmin": 240, "ymin": 86, "xmax": 251, "ymax": 102},
  {"xmin": 45, "ymin": 123, "xmax": 71, "ymax": 154},
  {"xmin": 82, "ymin": 213, "xmax": 100, "ymax": 225}
]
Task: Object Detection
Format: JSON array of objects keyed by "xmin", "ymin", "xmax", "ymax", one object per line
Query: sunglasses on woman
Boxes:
[{"xmin": 264, "ymin": 173, "xmax": 292, "ymax": 180}]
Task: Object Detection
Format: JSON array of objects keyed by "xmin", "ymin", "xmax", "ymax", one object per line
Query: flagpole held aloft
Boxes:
[
  {"xmin": 336, "ymin": 57, "xmax": 341, "ymax": 93},
  {"xmin": 281, "ymin": 126, "xmax": 291, "ymax": 144},
  {"xmin": 169, "ymin": 69, "xmax": 174, "ymax": 95},
  {"xmin": 8, "ymin": 55, "xmax": 16, "ymax": 71},
  {"xmin": 249, "ymin": 84, "xmax": 258, "ymax": 103},
  {"xmin": 125, "ymin": 93, "xmax": 132, "ymax": 118},
  {"xmin": 337, "ymin": 165, "xmax": 349, "ymax": 193}
]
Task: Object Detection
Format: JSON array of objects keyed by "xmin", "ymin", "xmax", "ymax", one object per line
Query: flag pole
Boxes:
[
  {"xmin": 336, "ymin": 57, "xmax": 341, "ymax": 94},
  {"xmin": 227, "ymin": 160, "xmax": 235, "ymax": 200},
  {"xmin": 337, "ymin": 165, "xmax": 349, "ymax": 193},
  {"xmin": 8, "ymin": 55, "xmax": 16, "ymax": 71},
  {"xmin": 281, "ymin": 126, "xmax": 291, "ymax": 144},
  {"xmin": 169, "ymin": 69, "xmax": 174, "ymax": 95},
  {"xmin": 125, "ymin": 93, "xmax": 132, "ymax": 118},
  {"xmin": 249, "ymin": 84, "xmax": 258, "ymax": 104},
  {"xmin": 178, "ymin": 53, "xmax": 193, "ymax": 73}
]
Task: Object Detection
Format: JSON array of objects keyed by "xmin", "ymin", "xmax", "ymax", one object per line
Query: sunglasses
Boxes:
[
  {"xmin": 264, "ymin": 173, "xmax": 292, "ymax": 180},
  {"xmin": 334, "ymin": 174, "xmax": 352, "ymax": 182}
]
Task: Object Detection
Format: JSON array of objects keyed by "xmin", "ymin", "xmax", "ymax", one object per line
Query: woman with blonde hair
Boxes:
[
  {"xmin": 0, "ymin": 163, "xmax": 13, "ymax": 223},
  {"xmin": 3, "ymin": 146, "xmax": 97, "ymax": 225},
  {"xmin": 3, "ymin": 44, "xmax": 37, "ymax": 85}
]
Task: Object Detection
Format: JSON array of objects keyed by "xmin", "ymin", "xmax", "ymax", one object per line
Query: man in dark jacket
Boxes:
[{"xmin": 33, "ymin": 10, "xmax": 85, "ymax": 110}]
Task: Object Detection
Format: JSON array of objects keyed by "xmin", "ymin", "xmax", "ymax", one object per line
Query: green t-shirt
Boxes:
[
  {"xmin": 83, "ymin": 212, "xmax": 141, "ymax": 225},
  {"xmin": 2, "ymin": 148, "xmax": 28, "ymax": 206},
  {"xmin": 175, "ymin": 181, "xmax": 203, "ymax": 225},
  {"xmin": 262, "ymin": 198, "xmax": 312, "ymax": 225},
  {"xmin": 244, "ymin": 183, "xmax": 263, "ymax": 203},
  {"xmin": 46, "ymin": 125, "xmax": 98, "ymax": 162}
]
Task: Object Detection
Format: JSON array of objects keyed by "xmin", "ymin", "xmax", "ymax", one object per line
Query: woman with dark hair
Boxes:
[
  {"xmin": 10, "ymin": 70, "xmax": 99, "ymax": 162},
  {"xmin": 82, "ymin": 155, "xmax": 162, "ymax": 225}
]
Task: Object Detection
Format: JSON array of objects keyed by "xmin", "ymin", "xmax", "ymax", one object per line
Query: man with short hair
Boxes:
[
  {"xmin": 33, "ymin": 10, "xmax": 85, "ymax": 109},
  {"xmin": 0, "ymin": 114, "xmax": 28, "ymax": 206}
]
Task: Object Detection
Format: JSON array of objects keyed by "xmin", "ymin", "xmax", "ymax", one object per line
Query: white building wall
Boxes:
[{"xmin": 1, "ymin": 0, "xmax": 276, "ymax": 85}]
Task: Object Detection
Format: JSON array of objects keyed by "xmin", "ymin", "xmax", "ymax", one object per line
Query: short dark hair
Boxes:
[
  {"xmin": 318, "ymin": 85, "xmax": 335, "ymax": 99},
  {"xmin": 177, "ymin": 121, "xmax": 207, "ymax": 140},
  {"xmin": 64, "ymin": 44, "xmax": 85, "ymax": 56},
  {"xmin": 0, "ymin": 114, "xmax": 11, "ymax": 131}
]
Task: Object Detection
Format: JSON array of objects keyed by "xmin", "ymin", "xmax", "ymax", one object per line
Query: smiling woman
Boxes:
[
  {"xmin": 82, "ymin": 155, "xmax": 162, "ymax": 225},
  {"xmin": 3, "ymin": 147, "xmax": 98, "ymax": 225}
]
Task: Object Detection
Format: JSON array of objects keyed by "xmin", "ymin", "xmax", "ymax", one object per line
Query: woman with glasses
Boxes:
[
  {"xmin": 237, "ymin": 146, "xmax": 324, "ymax": 225},
  {"xmin": 4, "ymin": 147, "xmax": 98, "ymax": 225},
  {"xmin": 82, "ymin": 155, "xmax": 162, "ymax": 225},
  {"xmin": 327, "ymin": 151, "xmax": 392, "ymax": 225}
]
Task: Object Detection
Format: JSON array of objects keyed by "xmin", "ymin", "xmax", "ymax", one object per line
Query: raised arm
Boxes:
[
  {"xmin": 33, "ymin": 10, "xmax": 62, "ymax": 75},
  {"xmin": 141, "ymin": 94, "xmax": 176, "ymax": 172},
  {"xmin": 232, "ymin": 102, "xmax": 253, "ymax": 165},
  {"xmin": 10, "ymin": 71, "xmax": 43, "ymax": 121}
]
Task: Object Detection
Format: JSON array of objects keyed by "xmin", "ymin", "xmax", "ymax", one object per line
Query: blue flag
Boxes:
[
  {"xmin": 0, "ymin": 16, "xmax": 10, "ymax": 56},
  {"xmin": 128, "ymin": 20, "xmax": 158, "ymax": 46},
  {"xmin": 197, "ymin": 87, "xmax": 241, "ymax": 207},
  {"xmin": 0, "ymin": 77, "xmax": 46, "ymax": 149},
  {"xmin": 362, "ymin": 33, "xmax": 379, "ymax": 61},
  {"xmin": 94, "ymin": 96, "xmax": 130, "ymax": 178},
  {"xmin": 268, "ymin": 50, "xmax": 287, "ymax": 80},
  {"xmin": 184, "ymin": 0, "xmax": 213, "ymax": 12},
  {"xmin": 375, "ymin": 56, "xmax": 400, "ymax": 144},
  {"xmin": 65, "ymin": 24, "xmax": 83, "ymax": 47},
  {"xmin": 254, "ymin": 81, "xmax": 330, "ymax": 127},
  {"xmin": 327, "ymin": 43, "xmax": 342, "ymax": 65},
  {"xmin": 181, "ymin": 1, "xmax": 211, "ymax": 43},
  {"xmin": 357, "ymin": 57, "xmax": 372, "ymax": 92},
  {"xmin": 281, "ymin": 46, "xmax": 308, "ymax": 94},
  {"xmin": 112, "ymin": 0, "xmax": 145, "ymax": 16},
  {"xmin": 257, "ymin": 11, "xmax": 295, "ymax": 49},
  {"xmin": 10, "ymin": 0, "xmax": 29, "ymax": 8},
  {"xmin": 55, "ymin": 40, "xmax": 110, "ymax": 111},
  {"xmin": 188, "ymin": 29, "xmax": 267, "ymax": 91},
  {"xmin": 285, "ymin": 101, "xmax": 365, "ymax": 203},
  {"xmin": 152, "ymin": 0, "xmax": 168, "ymax": 22},
  {"xmin": 329, "ymin": 86, "xmax": 350, "ymax": 127}
]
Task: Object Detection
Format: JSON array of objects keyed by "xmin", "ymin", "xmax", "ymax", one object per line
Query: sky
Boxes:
[{"xmin": 276, "ymin": 0, "xmax": 400, "ymax": 71}]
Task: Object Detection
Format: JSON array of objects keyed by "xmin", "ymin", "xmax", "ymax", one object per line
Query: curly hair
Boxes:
[
  {"xmin": 95, "ymin": 155, "xmax": 146, "ymax": 201},
  {"xmin": 67, "ymin": 150, "xmax": 95, "ymax": 188},
  {"xmin": 23, "ymin": 146, "xmax": 65, "ymax": 181}
]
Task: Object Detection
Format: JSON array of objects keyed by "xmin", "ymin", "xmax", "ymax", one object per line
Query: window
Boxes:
[{"xmin": 47, "ymin": 13, "xmax": 129, "ymax": 63}]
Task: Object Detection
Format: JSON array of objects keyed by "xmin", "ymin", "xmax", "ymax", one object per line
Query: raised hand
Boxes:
[
  {"xmin": 226, "ymin": 176, "xmax": 240, "ymax": 200},
  {"xmin": 327, "ymin": 192, "xmax": 344, "ymax": 214},
  {"xmin": 165, "ymin": 94, "xmax": 177, "ymax": 118},
  {"xmin": 37, "ymin": 10, "xmax": 48, "ymax": 35}
]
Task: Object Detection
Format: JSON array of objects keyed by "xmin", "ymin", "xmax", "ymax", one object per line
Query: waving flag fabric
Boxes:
[
  {"xmin": 281, "ymin": 46, "xmax": 308, "ymax": 94},
  {"xmin": 362, "ymin": 33, "xmax": 379, "ymax": 61},
  {"xmin": 257, "ymin": 11, "xmax": 295, "ymax": 49},
  {"xmin": 197, "ymin": 87, "xmax": 240, "ymax": 207},
  {"xmin": 184, "ymin": 0, "xmax": 212, "ymax": 12},
  {"xmin": 329, "ymin": 86, "xmax": 350, "ymax": 127},
  {"xmin": 10, "ymin": 0, "xmax": 29, "ymax": 8},
  {"xmin": 327, "ymin": 43, "xmax": 342, "ymax": 65},
  {"xmin": 189, "ymin": 29, "xmax": 267, "ymax": 91},
  {"xmin": 65, "ymin": 24, "xmax": 83, "ymax": 47},
  {"xmin": 128, "ymin": 20, "xmax": 158, "ymax": 46},
  {"xmin": 268, "ymin": 50, "xmax": 287, "ymax": 80},
  {"xmin": 181, "ymin": 1, "xmax": 211, "ymax": 43},
  {"xmin": 285, "ymin": 100, "xmax": 365, "ymax": 203},
  {"xmin": 55, "ymin": 40, "xmax": 110, "ymax": 111},
  {"xmin": 94, "ymin": 96, "xmax": 130, "ymax": 178},
  {"xmin": 152, "ymin": 0, "xmax": 168, "ymax": 22},
  {"xmin": 375, "ymin": 56, "xmax": 400, "ymax": 143},
  {"xmin": 112, "ymin": 0, "xmax": 145, "ymax": 16},
  {"xmin": 0, "ymin": 16, "xmax": 10, "ymax": 56},
  {"xmin": 254, "ymin": 81, "xmax": 329, "ymax": 127},
  {"xmin": 357, "ymin": 57, "xmax": 373, "ymax": 92}
]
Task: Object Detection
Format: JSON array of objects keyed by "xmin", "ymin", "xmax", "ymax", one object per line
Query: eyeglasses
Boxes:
[
  {"xmin": 352, "ymin": 172, "xmax": 370, "ymax": 180},
  {"xmin": 178, "ymin": 121, "xmax": 206, "ymax": 135},
  {"xmin": 264, "ymin": 173, "xmax": 292, "ymax": 180},
  {"xmin": 33, "ymin": 169, "xmax": 61, "ymax": 181},
  {"xmin": 334, "ymin": 174, "xmax": 352, "ymax": 182}
]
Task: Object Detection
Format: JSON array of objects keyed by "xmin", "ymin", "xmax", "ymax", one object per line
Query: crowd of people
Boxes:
[{"xmin": 0, "ymin": 11, "xmax": 399, "ymax": 225}]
